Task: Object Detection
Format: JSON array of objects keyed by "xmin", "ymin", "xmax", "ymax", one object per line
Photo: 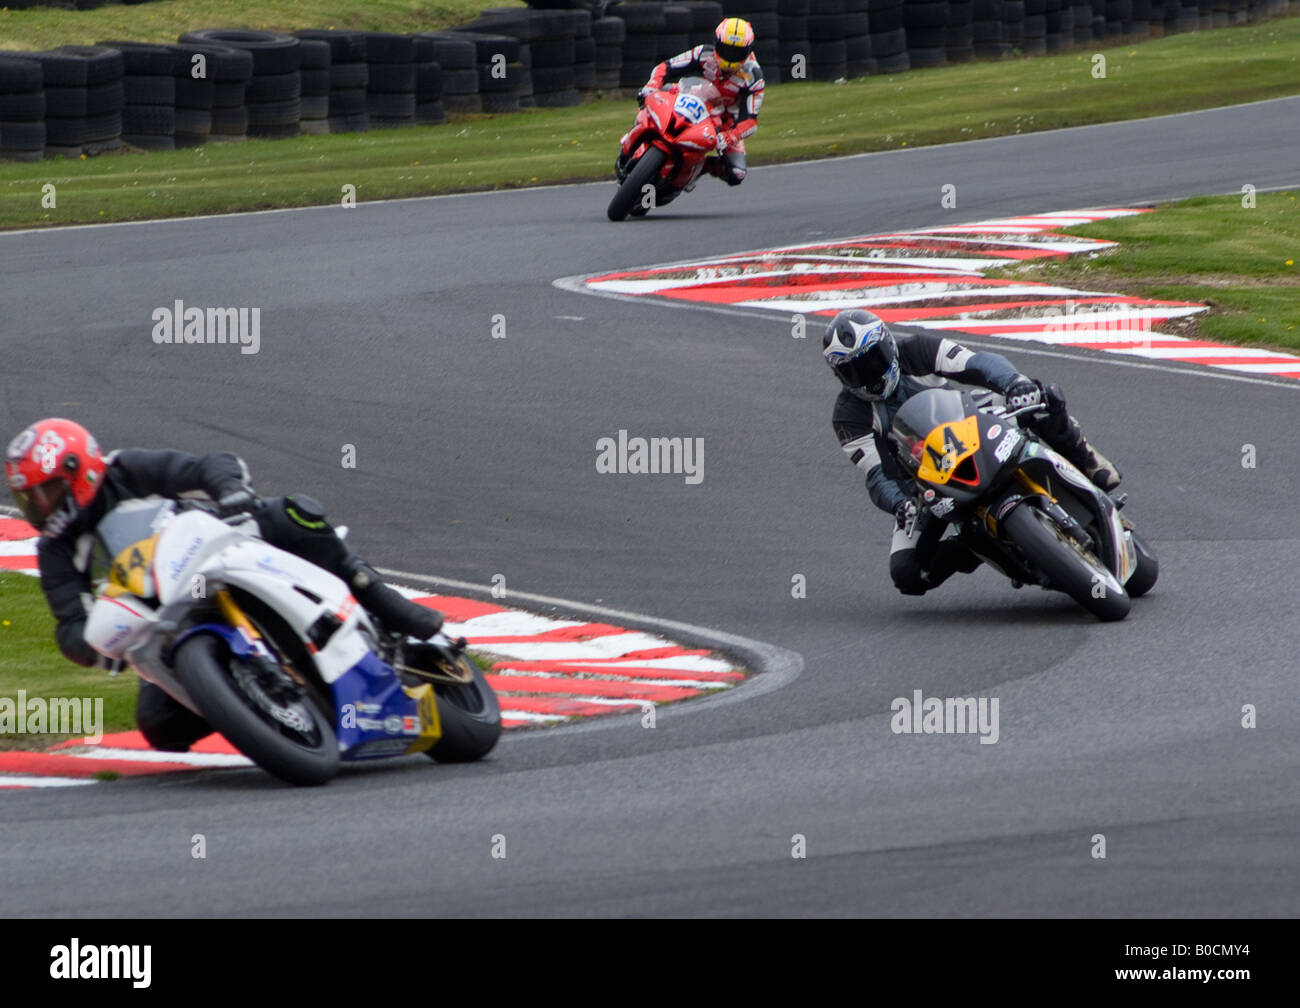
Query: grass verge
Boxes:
[
  {"xmin": 0, "ymin": 0, "xmax": 513, "ymax": 50},
  {"xmin": 984, "ymin": 191, "xmax": 1300, "ymax": 351},
  {"xmin": 0, "ymin": 570, "xmax": 136, "ymax": 749},
  {"xmin": 1, "ymin": 15, "xmax": 1299, "ymax": 229}
]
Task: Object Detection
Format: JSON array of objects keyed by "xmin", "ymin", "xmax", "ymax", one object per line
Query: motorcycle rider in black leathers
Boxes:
[
  {"xmin": 823, "ymin": 310, "xmax": 1122, "ymax": 596},
  {"xmin": 4, "ymin": 418, "xmax": 443, "ymax": 752}
]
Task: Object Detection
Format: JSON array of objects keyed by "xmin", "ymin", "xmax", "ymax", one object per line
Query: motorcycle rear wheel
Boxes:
[
  {"xmin": 607, "ymin": 146, "xmax": 667, "ymax": 221},
  {"xmin": 174, "ymin": 633, "xmax": 340, "ymax": 786},
  {"xmin": 1003, "ymin": 503, "xmax": 1131, "ymax": 622}
]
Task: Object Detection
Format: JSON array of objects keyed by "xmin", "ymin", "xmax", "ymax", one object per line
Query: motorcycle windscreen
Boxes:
[
  {"xmin": 891, "ymin": 388, "xmax": 970, "ymax": 473},
  {"xmin": 94, "ymin": 498, "xmax": 174, "ymax": 560},
  {"xmin": 91, "ymin": 498, "xmax": 176, "ymax": 596},
  {"xmin": 674, "ymin": 76, "xmax": 722, "ymax": 113}
]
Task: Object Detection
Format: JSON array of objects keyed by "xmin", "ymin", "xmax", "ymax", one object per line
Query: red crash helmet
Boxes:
[{"xmin": 4, "ymin": 418, "xmax": 106, "ymax": 535}]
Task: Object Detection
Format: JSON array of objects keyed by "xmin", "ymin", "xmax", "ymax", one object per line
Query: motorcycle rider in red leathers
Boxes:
[{"xmin": 617, "ymin": 17, "xmax": 765, "ymax": 188}]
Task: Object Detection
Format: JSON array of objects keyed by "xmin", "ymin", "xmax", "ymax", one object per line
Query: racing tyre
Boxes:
[
  {"xmin": 174, "ymin": 633, "xmax": 339, "ymax": 785},
  {"xmin": 425, "ymin": 654, "xmax": 502, "ymax": 763},
  {"xmin": 1124, "ymin": 527, "xmax": 1158, "ymax": 597},
  {"xmin": 607, "ymin": 145, "xmax": 666, "ymax": 221},
  {"xmin": 1003, "ymin": 503, "xmax": 1130, "ymax": 621}
]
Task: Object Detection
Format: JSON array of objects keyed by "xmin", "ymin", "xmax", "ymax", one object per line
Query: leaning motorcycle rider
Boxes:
[
  {"xmin": 823, "ymin": 310, "xmax": 1122, "ymax": 596},
  {"xmin": 4, "ymin": 418, "xmax": 443, "ymax": 752},
  {"xmin": 618, "ymin": 17, "xmax": 764, "ymax": 187}
]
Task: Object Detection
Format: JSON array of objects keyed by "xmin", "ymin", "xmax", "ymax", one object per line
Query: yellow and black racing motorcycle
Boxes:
[{"xmin": 888, "ymin": 388, "xmax": 1158, "ymax": 621}]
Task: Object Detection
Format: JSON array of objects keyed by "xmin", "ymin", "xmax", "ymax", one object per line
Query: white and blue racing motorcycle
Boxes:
[{"xmin": 83, "ymin": 498, "xmax": 500, "ymax": 785}]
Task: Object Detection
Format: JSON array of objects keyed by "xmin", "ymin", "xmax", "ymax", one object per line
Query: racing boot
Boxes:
[
  {"xmin": 1030, "ymin": 384, "xmax": 1122, "ymax": 492},
  {"xmin": 1074, "ymin": 439, "xmax": 1122, "ymax": 494},
  {"xmin": 344, "ymin": 559, "xmax": 444, "ymax": 641}
]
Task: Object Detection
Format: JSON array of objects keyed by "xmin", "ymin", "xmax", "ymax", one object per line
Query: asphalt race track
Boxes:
[{"xmin": 1, "ymin": 96, "xmax": 1297, "ymax": 917}]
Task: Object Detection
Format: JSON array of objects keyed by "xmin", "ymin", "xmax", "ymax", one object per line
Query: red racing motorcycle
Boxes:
[{"xmin": 608, "ymin": 76, "xmax": 726, "ymax": 222}]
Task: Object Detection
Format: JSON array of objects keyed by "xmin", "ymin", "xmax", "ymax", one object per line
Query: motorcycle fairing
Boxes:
[{"xmin": 332, "ymin": 651, "xmax": 440, "ymax": 759}]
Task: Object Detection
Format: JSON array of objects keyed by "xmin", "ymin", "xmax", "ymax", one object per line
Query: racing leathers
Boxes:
[
  {"xmin": 637, "ymin": 44, "xmax": 764, "ymax": 186},
  {"xmin": 34, "ymin": 448, "xmax": 442, "ymax": 750},
  {"xmin": 832, "ymin": 331, "xmax": 1116, "ymax": 596}
]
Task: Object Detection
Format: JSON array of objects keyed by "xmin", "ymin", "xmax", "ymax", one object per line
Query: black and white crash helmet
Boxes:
[{"xmin": 822, "ymin": 309, "xmax": 900, "ymax": 402}]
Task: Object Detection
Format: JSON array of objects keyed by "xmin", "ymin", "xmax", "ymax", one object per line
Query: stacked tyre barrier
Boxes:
[
  {"xmin": 871, "ymin": 0, "xmax": 912, "ymax": 72},
  {"xmin": 1045, "ymin": 0, "xmax": 1076, "ymax": 50},
  {"xmin": 808, "ymin": 0, "xmax": 851, "ymax": 80},
  {"xmin": 1173, "ymin": 0, "xmax": 1204, "ymax": 32},
  {"xmin": 426, "ymin": 32, "xmax": 518, "ymax": 115},
  {"xmin": 0, "ymin": 0, "xmax": 1295, "ymax": 162},
  {"xmin": 779, "ymin": 0, "xmax": 812, "ymax": 80},
  {"xmin": 0, "ymin": 53, "xmax": 46, "ymax": 162},
  {"xmin": 438, "ymin": 32, "xmax": 494, "ymax": 114},
  {"xmin": 296, "ymin": 38, "xmax": 331, "ymax": 135},
  {"xmin": 29, "ymin": 46, "xmax": 124, "ymax": 157},
  {"xmin": 361, "ymin": 32, "xmax": 416, "ymax": 129},
  {"xmin": 844, "ymin": 0, "xmax": 876, "ymax": 77},
  {"xmin": 526, "ymin": 9, "xmax": 582, "ymax": 107},
  {"xmin": 99, "ymin": 41, "xmax": 175, "ymax": 150},
  {"xmin": 465, "ymin": 7, "xmax": 588, "ymax": 108},
  {"xmin": 1070, "ymin": 0, "xmax": 1093, "ymax": 40},
  {"xmin": 294, "ymin": 30, "xmax": 368, "ymax": 134},
  {"xmin": 972, "ymin": 0, "xmax": 1010, "ymax": 56},
  {"xmin": 413, "ymin": 38, "xmax": 447, "ymax": 126},
  {"xmin": 166, "ymin": 44, "xmax": 217, "ymax": 148},
  {"xmin": 175, "ymin": 41, "xmax": 253, "ymax": 142},
  {"xmin": 677, "ymin": 3, "xmax": 726, "ymax": 40},
  {"xmin": 1003, "ymin": 0, "xmax": 1026, "ymax": 48},
  {"xmin": 574, "ymin": 10, "xmax": 598, "ymax": 90},
  {"xmin": 1020, "ymin": 0, "xmax": 1047, "ymax": 54},
  {"xmin": 751, "ymin": 0, "xmax": 785, "ymax": 75},
  {"xmin": 947, "ymin": 0, "xmax": 976, "ymax": 60},
  {"xmin": 593, "ymin": 14, "xmax": 627, "ymax": 90},
  {"xmin": 657, "ymin": 4, "xmax": 694, "ymax": 66},
  {"xmin": 615, "ymin": 2, "xmax": 667, "ymax": 86},
  {"xmin": 904, "ymin": 0, "xmax": 950, "ymax": 67},
  {"xmin": 180, "ymin": 29, "xmax": 300, "ymax": 139}
]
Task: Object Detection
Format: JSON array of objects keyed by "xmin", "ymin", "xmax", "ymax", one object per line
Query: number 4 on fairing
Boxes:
[{"xmin": 889, "ymin": 387, "xmax": 1158, "ymax": 622}]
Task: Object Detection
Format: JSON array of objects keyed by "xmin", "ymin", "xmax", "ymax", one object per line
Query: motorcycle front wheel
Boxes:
[
  {"xmin": 607, "ymin": 146, "xmax": 667, "ymax": 221},
  {"xmin": 174, "ymin": 633, "xmax": 339, "ymax": 786},
  {"xmin": 1124, "ymin": 526, "xmax": 1159, "ymax": 598},
  {"xmin": 427, "ymin": 652, "xmax": 502, "ymax": 763},
  {"xmin": 1002, "ymin": 504, "xmax": 1131, "ymax": 622}
]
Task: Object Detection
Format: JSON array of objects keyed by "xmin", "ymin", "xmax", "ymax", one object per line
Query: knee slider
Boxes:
[{"xmin": 890, "ymin": 552, "xmax": 929, "ymax": 596}]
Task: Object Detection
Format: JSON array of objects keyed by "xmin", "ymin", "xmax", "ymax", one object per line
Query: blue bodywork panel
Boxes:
[{"xmin": 331, "ymin": 651, "xmax": 429, "ymax": 760}]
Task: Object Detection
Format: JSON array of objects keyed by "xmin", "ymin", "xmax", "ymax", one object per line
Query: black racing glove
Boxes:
[
  {"xmin": 637, "ymin": 85, "xmax": 652, "ymax": 107},
  {"xmin": 1004, "ymin": 375, "xmax": 1045, "ymax": 412},
  {"xmin": 214, "ymin": 482, "xmax": 259, "ymax": 517}
]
